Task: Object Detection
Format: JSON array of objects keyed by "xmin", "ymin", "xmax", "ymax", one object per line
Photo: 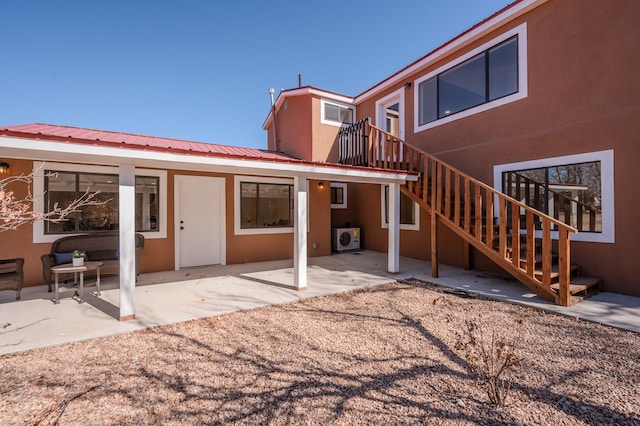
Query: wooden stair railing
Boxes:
[{"xmin": 359, "ymin": 123, "xmax": 579, "ymax": 306}]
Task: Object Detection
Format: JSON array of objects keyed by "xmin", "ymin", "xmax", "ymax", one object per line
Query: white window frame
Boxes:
[
  {"xmin": 234, "ymin": 175, "xmax": 296, "ymax": 235},
  {"xmin": 330, "ymin": 182, "xmax": 347, "ymax": 209},
  {"xmin": 414, "ymin": 22, "xmax": 528, "ymax": 133},
  {"xmin": 493, "ymin": 149, "xmax": 615, "ymax": 243},
  {"xmin": 32, "ymin": 161, "xmax": 167, "ymax": 243},
  {"xmin": 380, "ymin": 185, "xmax": 420, "ymax": 231},
  {"xmin": 320, "ymin": 99, "xmax": 356, "ymax": 127}
]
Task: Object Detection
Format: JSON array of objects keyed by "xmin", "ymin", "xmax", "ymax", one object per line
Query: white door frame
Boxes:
[
  {"xmin": 375, "ymin": 88, "xmax": 405, "ymax": 140},
  {"xmin": 174, "ymin": 175, "xmax": 226, "ymax": 270}
]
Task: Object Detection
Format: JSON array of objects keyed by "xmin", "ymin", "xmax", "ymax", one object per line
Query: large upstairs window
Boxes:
[
  {"xmin": 418, "ymin": 36, "xmax": 517, "ymax": 125},
  {"xmin": 414, "ymin": 23, "xmax": 527, "ymax": 132}
]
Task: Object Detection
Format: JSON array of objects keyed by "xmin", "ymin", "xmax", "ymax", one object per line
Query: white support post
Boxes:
[
  {"xmin": 388, "ymin": 183, "xmax": 400, "ymax": 273},
  {"xmin": 293, "ymin": 176, "xmax": 308, "ymax": 290},
  {"xmin": 119, "ymin": 164, "xmax": 136, "ymax": 321}
]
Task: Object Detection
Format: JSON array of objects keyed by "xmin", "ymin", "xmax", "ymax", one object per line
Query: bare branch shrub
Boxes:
[
  {"xmin": 455, "ymin": 305, "xmax": 524, "ymax": 406},
  {"xmin": 0, "ymin": 168, "xmax": 106, "ymax": 232},
  {"xmin": 31, "ymin": 385, "xmax": 100, "ymax": 425}
]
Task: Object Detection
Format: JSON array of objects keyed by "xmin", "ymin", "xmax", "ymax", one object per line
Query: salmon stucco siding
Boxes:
[{"xmin": 332, "ymin": 0, "xmax": 637, "ymax": 296}]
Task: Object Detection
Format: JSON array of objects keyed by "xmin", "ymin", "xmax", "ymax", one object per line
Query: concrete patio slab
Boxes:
[{"xmin": 1, "ymin": 251, "xmax": 638, "ymax": 355}]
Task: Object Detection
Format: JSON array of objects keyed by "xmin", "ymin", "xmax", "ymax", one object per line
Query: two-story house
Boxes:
[
  {"xmin": 263, "ymin": 0, "xmax": 639, "ymax": 299},
  {"xmin": 1, "ymin": 0, "xmax": 637, "ymax": 321}
]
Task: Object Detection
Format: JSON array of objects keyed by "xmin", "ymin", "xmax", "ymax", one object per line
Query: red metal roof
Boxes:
[
  {"xmin": 0, "ymin": 123, "xmax": 418, "ymax": 177},
  {"xmin": 0, "ymin": 123, "xmax": 300, "ymax": 162}
]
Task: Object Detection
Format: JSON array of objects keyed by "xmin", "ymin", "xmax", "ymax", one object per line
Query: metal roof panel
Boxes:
[{"xmin": 1, "ymin": 123, "xmax": 297, "ymax": 162}]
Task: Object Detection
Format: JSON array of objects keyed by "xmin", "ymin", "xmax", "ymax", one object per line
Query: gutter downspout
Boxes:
[{"xmin": 269, "ymin": 88, "xmax": 280, "ymax": 152}]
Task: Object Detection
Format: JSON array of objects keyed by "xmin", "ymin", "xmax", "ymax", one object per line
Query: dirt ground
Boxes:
[{"xmin": 1, "ymin": 280, "xmax": 638, "ymax": 425}]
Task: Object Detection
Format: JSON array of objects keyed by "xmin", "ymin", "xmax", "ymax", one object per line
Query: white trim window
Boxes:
[
  {"xmin": 234, "ymin": 176, "xmax": 295, "ymax": 235},
  {"xmin": 380, "ymin": 185, "xmax": 420, "ymax": 231},
  {"xmin": 32, "ymin": 162, "xmax": 167, "ymax": 243},
  {"xmin": 493, "ymin": 150, "xmax": 614, "ymax": 243},
  {"xmin": 414, "ymin": 23, "xmax": 527, "ymax": 133},
  {"xmin": 330, "ymin": 182, "xmax": 347, "ymax": 209},
  {"xmin": 321, "ymin": 99, "xmax": 355, "ymax": 127}
]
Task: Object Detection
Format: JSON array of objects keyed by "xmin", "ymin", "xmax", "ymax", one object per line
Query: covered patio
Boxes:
[
  {"xmin": 2, "ymin": 250, "xmax": 639, "ymax": 355},
  {"xmin": 1, "ymin": 124, "xmax": 418, "ymax": 322}
]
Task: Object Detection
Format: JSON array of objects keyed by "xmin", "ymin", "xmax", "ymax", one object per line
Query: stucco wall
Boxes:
[
  {"xmin": 268, "ymin": 95, "xmax": 313, "ymax": 160},
  {"xmin": 352, "ymin": 0, "xmax": 640, "ymax": 295},
  {"xmin": 269, "ymin": 94, "xmax": 346, "ymax": 163},
  {"xmin": 332, "ymin": 183, "xmax": 467, "ymax": 267},
  {"xmin": 0, "ymin": 162, "xmax": 331, "ymax": 288},
  {"xmin": 311, "ymin": 96, "xmax": 342, "ymax": 163},
  {"xmin": 0, "ymin": 159, "xmax": 48, "ymax": 287},
  {"xmin": 226, "ymin": 177, "xmax": 331, "ymax": 263}
]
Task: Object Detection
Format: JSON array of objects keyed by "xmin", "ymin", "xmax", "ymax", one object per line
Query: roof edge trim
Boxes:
[
  {"xmin": 0, "ymin": 135, "xmax": 417, "ymax": 182},
  {"xmin": 262, "ymin": 87, "xmax": 355, "ymax": 130},
  {"xmin": 355, "ymin": 0, "xmax": 547, "ymax": 103}
]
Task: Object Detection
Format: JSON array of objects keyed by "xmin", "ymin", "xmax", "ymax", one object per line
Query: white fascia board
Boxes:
[
  {"xmin": 0, "ymin": 136, "xmax": 416, "ymax": 185},
  {"xmin": 262, "ymin": 87, "xmax": 355, "ymax": 129},
  {"xmin": 308, "ymin": 88, "xmax": 355, "ymax": 105},
  {"xmin": 355, "ymin": 0, "xmax": 547, "ymax": 103}
]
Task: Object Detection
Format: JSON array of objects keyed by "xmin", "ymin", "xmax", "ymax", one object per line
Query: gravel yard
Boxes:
[{"xmin": 1, "ymin": 280, "xmax": 638, "ymax": 425}]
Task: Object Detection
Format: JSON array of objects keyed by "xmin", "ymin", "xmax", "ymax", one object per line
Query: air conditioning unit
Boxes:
[{"xmin": 332, "ymin": 227, "xmax": 361, "ymax": 252}]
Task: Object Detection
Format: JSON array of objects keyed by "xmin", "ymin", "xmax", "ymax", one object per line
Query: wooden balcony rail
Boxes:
[
  {"xmin": 338, "ymin": 117, "xmax": 370, "ymax": 167},
  {"xmin": 338, "ymin": 120, "xmax": 579, "ymax": 306}
]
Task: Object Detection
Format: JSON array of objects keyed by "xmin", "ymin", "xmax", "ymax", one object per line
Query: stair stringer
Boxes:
[
  {"xmin": 339, "ymin": 121, "xmax": 578, "ymax": 306},
  {"xmin": 400, "ymin": 186, "xmax": 560, "ymax": 304}
]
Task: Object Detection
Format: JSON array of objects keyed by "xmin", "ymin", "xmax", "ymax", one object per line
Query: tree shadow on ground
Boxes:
[{"xmin": 8, "ymin": 282, "xmax": 639, "ymax": 425}]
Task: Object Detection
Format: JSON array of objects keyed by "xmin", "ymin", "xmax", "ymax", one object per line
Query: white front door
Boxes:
[{"xmin": 175, "ymin": 176, "xmax": 225, "ymax": 269}]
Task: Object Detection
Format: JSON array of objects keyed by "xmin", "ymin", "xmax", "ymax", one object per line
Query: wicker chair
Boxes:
[
  {"xmin": 41, "ymin": 233, "xmax": 145, "ymax": 292},
  {"xmin": 0, "ymin": 258, "xmax": 24, "ymax": 300}
]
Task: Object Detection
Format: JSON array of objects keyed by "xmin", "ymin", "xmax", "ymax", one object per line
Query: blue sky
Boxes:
[{"xmin": 1, "ymin": 1, "xmax": 512, "ymax": 149}]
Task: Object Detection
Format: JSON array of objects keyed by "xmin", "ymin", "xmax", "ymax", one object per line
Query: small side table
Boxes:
[{"xmin": 50, "ymin": 261, "xmax": 104, "ymax": 304}]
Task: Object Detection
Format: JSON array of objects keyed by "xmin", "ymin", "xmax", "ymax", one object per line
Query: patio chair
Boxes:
[{"xmin": 0, "ymin": 258, "xmax": 24, "ymax": 300}]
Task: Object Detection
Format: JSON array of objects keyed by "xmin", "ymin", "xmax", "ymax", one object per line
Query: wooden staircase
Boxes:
[
  {"xmin": 338, "ymin": 119, "xmax": 602, "ymax": 306},
  {"xmin": 503, "ymin": 231, "xmax": 602, "ymax": 302}
]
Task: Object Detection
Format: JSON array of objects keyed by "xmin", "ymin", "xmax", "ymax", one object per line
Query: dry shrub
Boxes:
[{"xmin": 455, "ymin": 305, "xmax": 524, "ymax": 406}]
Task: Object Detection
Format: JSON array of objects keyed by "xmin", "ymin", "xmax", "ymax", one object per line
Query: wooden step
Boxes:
[
  {"xmin": 518, "ymin": 253, "xmax": 558, "ymax": 269},
  {"xmin": 494, "ymin": 237, "xmax": 540, "ymax": 253},
  {"xmin": 551, "ymin": 275, "xmax": 602, "ymax": 298},
  {"xmin": 534, "ymin": 264, "xmax": 580, "ymax": 281}
]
